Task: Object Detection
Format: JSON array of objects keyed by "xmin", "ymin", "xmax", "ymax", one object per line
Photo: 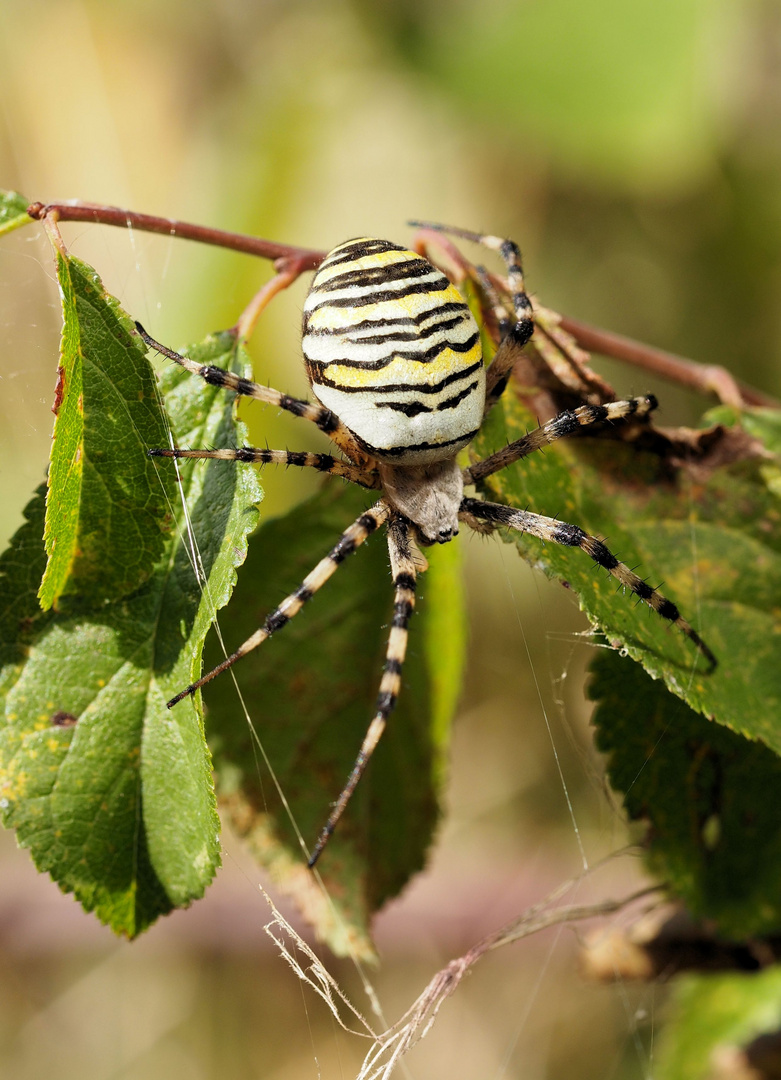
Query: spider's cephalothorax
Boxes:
[{"xmin": 139, "ymin": 222, "xmax": 716, "ymax": 867}]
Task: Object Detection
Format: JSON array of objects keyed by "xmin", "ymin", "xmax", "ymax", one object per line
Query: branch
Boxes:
[
  {"xmin": 26, "ymin": 200, "xmax": 325, "ymax": 273},
  {"xmin": 560, "ymin": 314, "xmax": 778, "ymax": 409},
  {"xmin": 26, "ymin": 200, "xmax": 777, "ymax": 408}
]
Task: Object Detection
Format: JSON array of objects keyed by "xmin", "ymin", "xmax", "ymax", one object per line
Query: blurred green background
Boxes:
[{"xmin": 1, "ymin": 0, "xmax": 780, "ymax": 1077}]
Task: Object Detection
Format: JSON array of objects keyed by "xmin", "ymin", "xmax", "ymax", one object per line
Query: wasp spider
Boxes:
[{"xmin": 137, "ymin": 223, "xmax": 716, "ymax": 866}]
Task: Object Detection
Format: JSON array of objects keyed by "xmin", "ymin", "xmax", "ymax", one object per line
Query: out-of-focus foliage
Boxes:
[
  {"xmin": 354, "ymin": 0, "xmax": 781, "ymax": 399},
  {"xmin": 656, "ymin": 969, "xmax": 781, "ymax": 1080},
  {"xmin": 356, "ymin": 0, "xmax": 731, "ymax": 188},
  {"xmin": 0, "ymin": 190, "xmax": 30, "ymax": 236}
]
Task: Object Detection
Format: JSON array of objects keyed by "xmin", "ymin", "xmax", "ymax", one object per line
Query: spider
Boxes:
[{"xmin": 136, "ymin": 222, "xmax": 716, "ymax": 867}]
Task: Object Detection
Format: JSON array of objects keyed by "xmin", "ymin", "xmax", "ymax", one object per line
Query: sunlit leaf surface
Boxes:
[{"xmin": 39, "ymin": 254, "xmax": 176, "ymax": 610}]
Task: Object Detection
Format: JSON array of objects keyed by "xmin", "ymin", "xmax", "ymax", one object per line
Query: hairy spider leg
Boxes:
[
  {"xmin": 407, "ymin": 222, "xmax": 535, "ymax": 409},
  {"xmin": 148, "ymin": 446, "xmax": 381, "ymax": 489},
  {"xmin": 308, "ymin": 514, "xmax": 418, "ymax": 867},
  {"xmin": 166, "ymin": 500, "xmax": 391, "ymax": 707},
  {"xmin": 464, "ymin": 396, "xmax": 658, "ymax": 486},
  {"xmin": 134, "ymin": 322, "xmax": 370, "ymax": 465},
  {"xmin": 460, "ymin": 497, "xmax": 717, "ymax": 670}
]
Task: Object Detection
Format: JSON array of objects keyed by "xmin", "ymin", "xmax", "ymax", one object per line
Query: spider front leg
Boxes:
[
  {"xmin": 408, "ymin": 221, "xmax": 535, "ymax": 409},
  {"xmin": 464, "ymin": 396, "xmax": 658, "ymax": 486},
  {"xmin": 308, "ymin": 514, "xmax": 418, "ymax": 867},
  {"xmin": 166, "ymin": 500, "xmax": 390, "ymax": 706},
  {"xmin": 134, "ymin": 322, "xmax": 370, "ymax": 465},
  {"xmin": 460, "ymin": 497, "xmax": 717, "ymax": 671}
]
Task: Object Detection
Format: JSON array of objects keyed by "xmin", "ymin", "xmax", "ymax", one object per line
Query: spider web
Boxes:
[{"xmin": 0, "ymin": 222, "xmax": 673, "ymax": 1080}]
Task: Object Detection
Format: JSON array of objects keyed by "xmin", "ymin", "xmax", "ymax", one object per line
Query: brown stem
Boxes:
[
  {"xmin": 26, "ymin": 200, "xmax": 326, "ymax": 273},
  {"xmin": 561, "ymin": 314, "xmax": 778, "ymax": 409},
  {"xmin": 41, "ymin": 209, "xmax": 67, "ymax": 257},
  {"xmin": 234, "ymin": 261, "xmax": 310, "ymax": 342},
  {"xmin": 26, "ymin": 200, "xmax": 778, "ymax": 408}
]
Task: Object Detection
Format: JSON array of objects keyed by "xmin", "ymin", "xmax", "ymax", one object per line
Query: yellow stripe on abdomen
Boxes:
[{"xmin": 302, "ymin": 238, "xmax": 486, "ymax": 464}]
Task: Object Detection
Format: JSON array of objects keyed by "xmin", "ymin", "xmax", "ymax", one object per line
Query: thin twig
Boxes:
[
  {"xmin": 40, "ymin": 209, "xmax": 67, "ymax": 256},
  {"xmin": 26, "ymin": 200, "xmax": 325, "ymax": 273},
  {"xmin": 234, "ymin": 262, "xmax": 310, "ymax": 342}
]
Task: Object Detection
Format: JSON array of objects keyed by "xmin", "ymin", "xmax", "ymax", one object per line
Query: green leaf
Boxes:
[
  {"xmin": 39, "ymin": 252, "xmax": 176, "ymax": 610},
  {"xmin": 737, "ymin": 407, "xmax": 781, "ymax": 500},
  {"xmin": 0, "ymin": 290, "xmax": 261, "ymax": 934},
  {"xmin": 739, "ymin": 407, "xmax": 781, "ymax": 455},
  {"xmin": 0, "ymin": 190, "xmax": 32, "ymax": 237},
  {"xmin": 656, "ymin": 969, "xmax": 781, "ymax": 1080},
  {"xmin": 472, "ymin": 393, "xmax": 781, "ymax": 753},
  {"xmin": 591, "ymin": 650, "xmax": 781, "ymax": 935},
  {"xmin": 205, "ymin": 483, "xmax": 465, "ymax": 959}
]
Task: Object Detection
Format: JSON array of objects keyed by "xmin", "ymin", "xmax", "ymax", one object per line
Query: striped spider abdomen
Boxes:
[{"xmin": 302, "ymin": 238, "xmax": 486, "ymax": 467}]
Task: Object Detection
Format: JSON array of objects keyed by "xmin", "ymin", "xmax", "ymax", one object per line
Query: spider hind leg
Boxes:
[{"xmin": 464, "ymin": 396, "xmax": 658, "ymax": 486}]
